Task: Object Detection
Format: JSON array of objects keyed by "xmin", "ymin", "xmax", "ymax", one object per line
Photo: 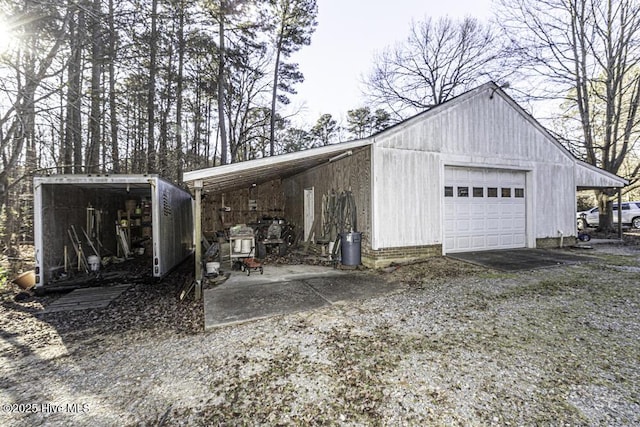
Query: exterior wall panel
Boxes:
[
  {"xmin": 575, "ymin": 162, "xmax": 625, "ymax": 188},
  {"xmin": 372, "ymin": 146, "xmax": 441, "ymax": 249},
  {"xmin": 283, "ymin": 147, "xmax": 371, "ymax": 249}
]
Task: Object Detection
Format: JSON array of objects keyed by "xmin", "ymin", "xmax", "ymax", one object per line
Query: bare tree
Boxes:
[
  {"xmin": 146, "ymin": 0, "xmax": 159, "ymax": 173},
  {"xmin": 203, "ymin": 0, "xmax": 263, "ymax": 165},
  {"xmin": 175, "ymin": 0, "xmax": 186, "ymax": 181},
  {"xmin": 62, "ymin": 0, "xmax": 83, "ymax": 174},
  {"xmin": 267, "ymin": 0, "xmax": 317, "ymax": 156},
  {"xmin": 364, "ymin": 16, "xmax": 502, "ymax": 119},
  {"xmin": 108, "ymin": 0, "xmax": 120, "ymax": 173},
  {"xmin": 497, "ymin": 0, "xmax": 640, "ymax": 230},
  {"xmin": 86, "ymin": 0, "xmax": 103, "ymax": 174}
]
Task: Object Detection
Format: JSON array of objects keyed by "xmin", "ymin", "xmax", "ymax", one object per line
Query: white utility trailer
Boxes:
[{"xmin": 33, "ymin": 174, "xmax": 193, "ymax": 288}]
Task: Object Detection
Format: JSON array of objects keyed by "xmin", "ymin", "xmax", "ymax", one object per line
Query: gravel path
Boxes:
[{"xmin": 1, "ymin": 245, "xmax": 639, "ymax": 426}]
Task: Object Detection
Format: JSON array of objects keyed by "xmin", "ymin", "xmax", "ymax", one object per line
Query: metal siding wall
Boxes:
[
  {"xmin": 33, "ymin": 181, "xmax": 44, "ymax": 286},
  {"xmin": 373, "ymin": 145, "xmax": 441, "ymax": 248},
  {"xmin": 575, "ymin": 163, "xmax": 625, "ymax": 187},
  {"xmin": 372, "ymin": 90, "xmax": 579, "ymax": 248},
  {"xmin": 154, "ymin": 178, "xmax": 194, "ymax": 277},
  {"xmin": 535, "ymin": 164, "xmax": 576, "ymax": 239}
]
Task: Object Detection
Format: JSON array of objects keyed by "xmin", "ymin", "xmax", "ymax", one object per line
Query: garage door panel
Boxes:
[
  {"xmin": 456, "ymin": 219, "xmax": 470, "ymax": 232},
  {"xmin": 470, "ymin": 206, "xmax": 486, "ymax": 217},
  {"xmin": 486, "ymin": 234, "xmax": 500, "ymax": 246},
  {"xmin": 486, "ymin": 221, "xmax": 500, "ymax": 231},
  {"xmin": 456, "ymin": 237, "xmax": 471, "ymax": 250},
  {"xmin": 445, "ymin": 166, "xmax": 526, "ymax": 253},
  {"xmin": 500, "ymin": 234, "xmax": 514, "ymax": 245},
  {"xmin": 471, "ymin": 235, "xmax": 486, "ymax": 248},
  {"xmin": 471, "ymin": 218, "xmax": 485, "ymax": 229}
]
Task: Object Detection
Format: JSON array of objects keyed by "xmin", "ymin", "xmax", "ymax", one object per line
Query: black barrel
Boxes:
[{"xmin": 340, "ymin": 232, "xmax": 362, "ymax": 266}]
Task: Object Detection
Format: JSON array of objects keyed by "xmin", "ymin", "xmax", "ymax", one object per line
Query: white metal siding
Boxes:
[
  {"xmin": 372, "ymin": 85, "xmax": 587, "ymax": 250},
  {"xmin": 377, "ymin": 92, "xmax": 572, "ymax": 167},
  {"xmin": 154, "ymin": 178, "xmax": 194, "ymax": 278},
  {"xmin": 444, "ymin": 167, "xmax": 526, "ymax": 253},
  {"xmin": 371, "ymin": 146, "xmax": 441, "ymax": 249},
  {"xmin": 575, "ymin": 161, "xmax": 627, "ymax": 188}
]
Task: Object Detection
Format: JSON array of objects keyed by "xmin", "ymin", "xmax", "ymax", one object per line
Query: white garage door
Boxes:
[{"xmin": 444, "ymin": 166, "xmax": 526, "ymax": 253}]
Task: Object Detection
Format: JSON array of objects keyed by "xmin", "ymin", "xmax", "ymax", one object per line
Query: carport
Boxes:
[
  {"xmin": 575, "ymin": 161, "xmax": 628, "ymax": 238},
  {"xmin": 182, "ymin": 139, "xmax": 372, "ymax": 299}
]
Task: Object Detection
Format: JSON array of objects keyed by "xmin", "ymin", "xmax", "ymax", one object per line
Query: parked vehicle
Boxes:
[{"xmin": 577, "ymin": 201, "xmax": 640, "ymax": 230}]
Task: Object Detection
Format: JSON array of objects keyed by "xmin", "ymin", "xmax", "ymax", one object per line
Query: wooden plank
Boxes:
[{"xmin": 43, "ymin": 284, "xmax": 130, "ymax": 313}]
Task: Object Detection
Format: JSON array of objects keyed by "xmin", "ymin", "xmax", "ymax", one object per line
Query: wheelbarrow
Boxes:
[{"xmin": 241, "ymin": 248, "xmax": 263, "ymax": 276}]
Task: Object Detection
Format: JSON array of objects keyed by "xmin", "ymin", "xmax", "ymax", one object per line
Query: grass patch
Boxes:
[{"xmin": 589, "ymin": 253, "xmax": 640, "ymax": 267}]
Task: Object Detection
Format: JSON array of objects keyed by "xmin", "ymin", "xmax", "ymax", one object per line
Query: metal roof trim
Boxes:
[{"xmin": 182, "ymin": 138, "xmax": 373, "ymax": 184}]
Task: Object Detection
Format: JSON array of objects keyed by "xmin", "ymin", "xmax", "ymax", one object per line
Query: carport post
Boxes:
[
  {"xmin": 194, "ymin": 180, "xmax": 203, "ymax": 300},
  {"xmin": 618, "ymin": 188, "xmax": 622, "ymax": 240}
]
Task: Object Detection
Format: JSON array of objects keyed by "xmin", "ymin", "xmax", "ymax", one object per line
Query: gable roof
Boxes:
[{"xmin": 183, "ymin": 82, "xmax": 626, "ymax": 192}]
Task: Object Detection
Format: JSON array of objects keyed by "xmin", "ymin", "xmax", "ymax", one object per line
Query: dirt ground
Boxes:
[{"xmin": 1, "ymin": 241, "xmax": 640, "ymax": 426}]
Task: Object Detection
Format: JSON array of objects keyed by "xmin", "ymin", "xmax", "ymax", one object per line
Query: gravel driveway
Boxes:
[{"xmin": 1, "ymin": 244, "xmax": 639, "ymax": 426}]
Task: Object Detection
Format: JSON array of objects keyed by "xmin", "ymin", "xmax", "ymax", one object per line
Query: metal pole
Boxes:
[{"xmin": 194, "ymin": 180, "xmax": 203, "ymax": 300}]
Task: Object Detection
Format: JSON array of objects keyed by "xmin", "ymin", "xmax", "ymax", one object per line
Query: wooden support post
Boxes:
[
  {"xmin": 618, "ymin": 188, "xmax": 622, "ymax": 240},
  {"xmin": 194, "ymin": 180, "xmax": 203, "ymax": 300}
]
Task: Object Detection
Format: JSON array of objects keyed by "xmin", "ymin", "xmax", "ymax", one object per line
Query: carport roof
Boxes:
[
  {"xmin": 182, "ymin": 139, "xmax": 372, "ymax": 193},
  {"xmin": 575, "ymin": 161, "xmax": 628, "ymax": 189}
]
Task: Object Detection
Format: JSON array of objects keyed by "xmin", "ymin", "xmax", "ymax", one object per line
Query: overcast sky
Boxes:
[{"xmin": 287, "ymin": 0, "xmax": 494, "ymax": 127}]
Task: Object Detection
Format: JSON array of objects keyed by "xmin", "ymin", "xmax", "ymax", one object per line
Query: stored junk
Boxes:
[{"xmin": 33, "ymin": 175, "xmax": 193, "ymax": 288}]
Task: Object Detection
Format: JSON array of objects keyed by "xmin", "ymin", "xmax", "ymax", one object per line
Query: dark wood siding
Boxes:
[
  {"xmin": 202, "ymin": 179, "xmax": 285, "ymax": 233},
  {"xmin": 282, "ymin": 146, "xmax": 371, "ymax": 250}
]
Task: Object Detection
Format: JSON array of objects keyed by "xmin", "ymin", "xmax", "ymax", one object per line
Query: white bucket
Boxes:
[
  {"xmin": 241, "ymin": 239, "xmax": 252, "ymax": 254},
  {"xmin": 87, "ymin": 255, "xmax": 100, "ymax": 271},
  {"xmin": 206, "ymin": 262, "xmax": 220, "ymax": 275}
]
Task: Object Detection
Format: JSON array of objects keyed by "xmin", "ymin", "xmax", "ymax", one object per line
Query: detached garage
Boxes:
[{"xmin": 184, "ymin": 82, "xmax": 626, "ymax": 273}]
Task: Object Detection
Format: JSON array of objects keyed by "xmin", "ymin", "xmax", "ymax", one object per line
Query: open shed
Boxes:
[
  {"xmin": 33, "ymin": 175, "xmax": 193, "ymax": 288},
  {"xmin": 183, "ymin": 82, "xmax": 626, "ymax": 292}
]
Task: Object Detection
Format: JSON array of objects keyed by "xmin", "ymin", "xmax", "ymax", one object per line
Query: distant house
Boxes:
[{"xmin": 184, "ymin": 82, "xmax": 626, "ymax": 268}]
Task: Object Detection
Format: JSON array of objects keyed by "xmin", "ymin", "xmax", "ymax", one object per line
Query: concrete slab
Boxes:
[
  {"xmin": 204, "ymin": 280, "xmax": 328, "ymax": 328},
  {"xmin": 221, "ymin": 264, "xmax": 344, "ymax": 288},
  {"xmin": 448, "ymin": 248, "xmax": 594, "ymax": 271},
  {"xmin": 304, "ymin": 275, "xmax": 402, "ymax": 304},
  {"xmin": 204, "ymin": 266, "xmax": 402, "ymax": 329}
]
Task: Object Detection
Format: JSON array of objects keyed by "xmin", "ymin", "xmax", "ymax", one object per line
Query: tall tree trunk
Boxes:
[
  {"xmin": 147, "ymin": 0, "xmax": 158, "ymax": 173},
  {"xmin": 175, "ymin": 0, "xmax": 185, "ymax": 181},
  {"xmin": 86, "ymin": 0, "xmax": 102, "ymax": 174},
  {"xmin": 206, "ymin": 94, "xmax": 213, "ymax": 166},
  {"xmin": 73, "ymin": 6, "xmax": 85, "ymax": 173},
  {"xmin": 159, "ymin": 34, "xmax": 174, "ymax": 178},
  {"xmin": 193, "ymin": 72, "xmax": 202, "ymax": 167},
  {"xmin": 217, "ymin": 16, "xmax": 228, "ymax": 165},
  {"xmin": 62, "ymin": 2, "xmax": 78, "ymax": 174},
  {"xmin": 108, "ymin": 0, "xmax": 119, "ymax": 173},
  {"xmin": 269, "ymin": 41, "xmax": 282, "ymax": 157},
  {"xmin": 596, "ymin": 190, "xmax": 614, "ymax": 233}
]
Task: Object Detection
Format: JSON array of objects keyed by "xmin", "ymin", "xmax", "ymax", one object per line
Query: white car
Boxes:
[{"xmin": 577, "ymin": 201, "xmax": 640, "ymax": 229}]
